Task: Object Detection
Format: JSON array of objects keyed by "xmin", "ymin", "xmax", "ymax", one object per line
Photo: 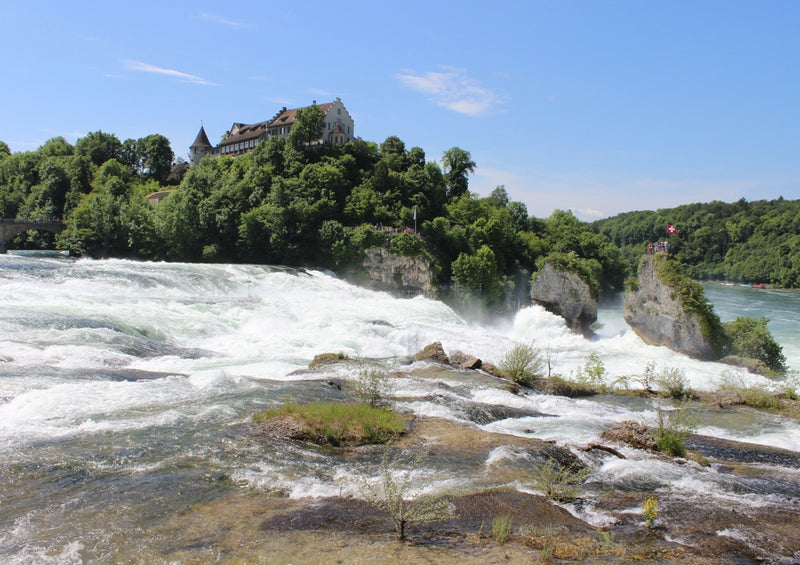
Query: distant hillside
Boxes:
[{"xmin": 592, "ymin": 197, "xmax": 800, "ymax": 288}]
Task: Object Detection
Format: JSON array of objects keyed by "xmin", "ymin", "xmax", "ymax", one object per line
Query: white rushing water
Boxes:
[{"xmin": 1, "ymin": 255, "xmax": 799, "ymax": 563}]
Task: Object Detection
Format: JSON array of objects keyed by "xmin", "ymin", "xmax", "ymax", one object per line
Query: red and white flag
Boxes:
[{"xmin": 667, "ymin": 223, "xmax": 677, "ymax": 235}]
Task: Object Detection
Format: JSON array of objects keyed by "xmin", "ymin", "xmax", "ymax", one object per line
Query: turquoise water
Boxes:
[{"xmin": 703, "ymin": 283, "xmax": 800, "ymax": 373}]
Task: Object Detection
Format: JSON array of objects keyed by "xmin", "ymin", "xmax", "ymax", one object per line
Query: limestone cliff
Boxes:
[
  {"xmin": 624, "ymin": 254, "xmax": 721, "ymax": 360},
  {"xmin": 530, "ymin": 262, "xmax": 597, "ymax": 337},
  {"xmin": 358, "ymin": 248, "xmax": 436, "ymax": 297}
]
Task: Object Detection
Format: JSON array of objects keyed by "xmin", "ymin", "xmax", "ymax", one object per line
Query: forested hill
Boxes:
[
  {"xmin": 592, "ymin": 197, "xmax": 800, "ymax": 288},
  {"xmin": 0, "ymin": 125, "xmax": 628, "ymax": 312}
]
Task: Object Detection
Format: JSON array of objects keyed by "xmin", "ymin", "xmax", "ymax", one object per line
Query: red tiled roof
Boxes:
[{"xmin": 217, "ymin": 101, "xmax": 338, "ymax": 146}]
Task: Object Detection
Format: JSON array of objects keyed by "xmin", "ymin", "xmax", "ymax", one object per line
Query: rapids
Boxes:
[{"xmin": 1, "ymin": 255, "xmax": 799, "ymax": 563}]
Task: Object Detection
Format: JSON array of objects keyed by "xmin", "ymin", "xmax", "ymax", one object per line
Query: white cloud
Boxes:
[
  {"xmin": 197, "ymin": 13, "xmax": 253, "ymax": 29},
  {"xmin": 395, "ymin": 67, "xmax": 505, "ymax": 117},
  {"xmin": 121, "ymin": 60, "xmax": 218, "ymax": 86}
]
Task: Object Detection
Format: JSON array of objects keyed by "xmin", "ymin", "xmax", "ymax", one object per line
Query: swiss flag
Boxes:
[{"xmin": 667, "ymin": 223, "xmax": 677, "ymax": 235}]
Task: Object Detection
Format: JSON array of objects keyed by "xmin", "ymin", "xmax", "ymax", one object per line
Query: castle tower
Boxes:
[{"xmin": 189, "ymin": 125, "xmax": 213, "ymax": 167}]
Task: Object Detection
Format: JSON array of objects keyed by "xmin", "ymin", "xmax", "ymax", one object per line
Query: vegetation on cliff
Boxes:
[
  {"xmin": 0, "ymin": 129, "xmax": 627, "ymax": 311},
  {"xmin": 628, "ymin": 254, "xmax": 786, "ymax": 373}
]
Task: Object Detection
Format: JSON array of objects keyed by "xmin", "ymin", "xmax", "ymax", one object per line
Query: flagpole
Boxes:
[{"xmin": 414, "ymin": 206, "xmax": 417, "ymax": 234}]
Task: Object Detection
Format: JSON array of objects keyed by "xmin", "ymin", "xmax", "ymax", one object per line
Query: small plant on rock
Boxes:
[
  {"xmin": 499, "ymin": 341, "xmax": 544, "ymax": 388},
  {"xmin": 655, "ymin": 366, "xmax": 691, "ymax": 399},
  {"xmin": 652, "ymin": 400, "xmax": 698, "ymax": 457},
  {"xmin": 529, "ymin": 458, "xmax": 591, "ymax": 503},
  {"xmin": 360, "ymin": 446, "xmax": 455, "ymax": 541},
  {"xmin": 573, "ymin": 352, "xmax": 607, "ymax": 391},
  {"xmin": 351, "ymin": 360, "xmax": 389, "ymax": 407},
  {"xmin": 643, "ymin": 496, "xmax": 658, "ymax": 529},
  {"xmin": 492, "ymin": 514, "xmax": 512, "ymax": 543}
]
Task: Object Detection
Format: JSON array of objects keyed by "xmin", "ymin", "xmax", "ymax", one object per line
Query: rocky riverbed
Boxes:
[{"xmin": 132, "ymin": 361, "xmax": 800, "ymax": 565}]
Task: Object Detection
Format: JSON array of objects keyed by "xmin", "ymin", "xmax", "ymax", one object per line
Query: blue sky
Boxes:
[{"xmin": 2, "ymin": 1, "xmax": 799, "ymax": 220}]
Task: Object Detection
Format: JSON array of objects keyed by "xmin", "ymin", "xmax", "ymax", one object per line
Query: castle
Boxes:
[{"xmin": 189, "ymin": 98, "xmax": 354, "ymax": 166}]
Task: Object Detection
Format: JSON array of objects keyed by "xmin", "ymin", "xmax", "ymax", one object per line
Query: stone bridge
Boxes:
[{"xmin": 0, "ymin": 219, "xmax": 66, "ymax": 253}]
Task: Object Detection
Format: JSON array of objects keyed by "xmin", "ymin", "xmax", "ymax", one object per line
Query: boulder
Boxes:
[
  {"xmin": 413, "ymin": 341, "xmax": 450, "ymax": 364},
  {"xmin": 623, "ymin": 255, "xmax": 717, "ymax": 360},
  {"xmin": 449, "ymin": 350, "xmax": 482, "ymax": 370},
  {"xmin": 530, "ymin": 262, "xmax": 597, "ymax": 337},
  {"xmin": 600, "ymin": 420, "xmax": 657, "ymax": 451}
]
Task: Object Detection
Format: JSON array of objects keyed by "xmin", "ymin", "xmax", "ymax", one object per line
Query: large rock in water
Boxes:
[
  {"xmin": 623, "ymin": 255, "xmax": 717, "ymax": 360},
  {"xmin": 530, "ymin": 262, "xmax": 597, "ymax": 336}
]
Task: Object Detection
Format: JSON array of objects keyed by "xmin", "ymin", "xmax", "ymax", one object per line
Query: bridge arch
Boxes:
[{"xmin": 0, "ymin": 220, "xmax": 66, "ymax": 253}]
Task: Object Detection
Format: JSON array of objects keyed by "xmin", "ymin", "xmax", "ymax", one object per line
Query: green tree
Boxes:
[
  {"xmin": 137, "ymin": 134, "xmax": 174, "ymax": 182},
  {"xmin": 0, "ymin": 140, "xmax": 10, "ymax": 160},
  {"xmin": 441, "ymin": 147, "xmax": 475, "ymax": 201},
  {"xmin": 452, "ymin": 244, "xmax": 504, "ymax": 303},
  {"xmin": 75, "ymin": 130, "xmax": 123, "ymax": 167},
  {"xmin": 288, "ymin": 104, "xmax": 326, "ymax": 149}
]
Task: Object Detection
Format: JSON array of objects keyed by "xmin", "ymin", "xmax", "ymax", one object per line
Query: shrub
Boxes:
[
  {"xmin": 351, "ymin": 360, "xmax": 389, "ymax": 407},
  {"xmin": 387, "ymin": 231, "xmax": 424, "ymax": 257},
  {"xmin": 572, "ymin": 352, "xmax": 606, "ymax": 390},
  {"xmin": 529, "ymin": 459, "xmax": 591, "ymax": 503},
  {"xmin": 723, "ymin": 316, "xmax": 787, "ymax": 374},
  {"xmin": 498, "ymin": 341, "xmax": 544, "ymax": 388},
  {"xmin": 360, "ymin": 447, "xmax": 454, "ymax": 540},
  {"xmin": 655, "ymin": 366, "xmax": 690, "ymax": 399},
  {"xmin": 652, "ymin": 401, "xmax": 698, "ymax": 457},
  {"xmin": 638, "ymin": 361, "xmax": 658, "ymax": 393}
]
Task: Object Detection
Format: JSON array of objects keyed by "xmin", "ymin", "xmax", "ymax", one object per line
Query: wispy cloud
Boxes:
[
  {"xmin": 197, "ymin": 12, "xmax": 254, "ymax": 29},
  {"xmin": 121, "ymin": 60, "xmax": 218, "ymax": 86},
  {"xmin": 395, "ymin": 66, "xmax": 505, "ymax": 117}
]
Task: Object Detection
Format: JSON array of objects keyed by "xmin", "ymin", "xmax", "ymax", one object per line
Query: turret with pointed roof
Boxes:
[{"xmin": 189, "ymin": 126, "xmax": 213, "ymax": 166}]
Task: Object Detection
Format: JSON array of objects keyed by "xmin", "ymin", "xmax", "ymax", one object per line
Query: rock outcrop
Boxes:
[
  {"xmin": 623, "ymin": 255, "xmax": 718, "ymax": 360},
  {"xmin": 413, "ymin": 341, "xmax": 450, "ymax": 364},
  {"xmin": 600, "ymin": 420, "xmax": 657, "ymax": 451},
  {"xmin": 530, "ymin": 262, "xmax": 597, "ymax": 336},
  {"xmin": 359, "ymin": 248, "xmax": 436, "ymax": 297}
]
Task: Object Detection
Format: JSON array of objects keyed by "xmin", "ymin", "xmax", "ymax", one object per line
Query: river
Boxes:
[{"xmin": 1, "ymin": 255, "xmax": 798, "ymax": 563}]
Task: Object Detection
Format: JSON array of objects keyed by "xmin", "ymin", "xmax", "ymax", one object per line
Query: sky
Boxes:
[{"xmin": 2, "ymin": 1, "xmax": 799, "ymax": 221}]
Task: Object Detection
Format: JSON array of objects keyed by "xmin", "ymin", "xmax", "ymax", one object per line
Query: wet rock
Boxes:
[
  {"xmin": 601, "ymin": 420, "xmax": 658, "ymax": 451},
  {"xmin": 448, "ymin": 350, "xmax": 482, "ymax": 370},
  {"xmin": 308, "ymin": 352, "xmax": 348, "ymax": 368},
  {"xmin": 530, "ymin": 262, "xmax": 598, "ymax": 337},
  {"xmin": 359, "ymin": 248, "xmax": 436, "ymax": 297},
  {"xmin": 413, "ymin": 341, "xmax": 450, "ymax": 364},
  {"xmin": 623, "ymin": 255, "xmax": 718, "ymax": 360}
]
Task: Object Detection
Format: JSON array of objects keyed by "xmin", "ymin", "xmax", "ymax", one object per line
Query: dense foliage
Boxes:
[
  {"xmin": 0, "ymin": 129, "xmax": 628, "ymax": 311},
  {"xmin": 723, "ymin": 316, "xmax": 787, "ymax": 374},
  {"xmin": 593, "ymin": 197, "xmax": 800, "ymax": 288}
]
